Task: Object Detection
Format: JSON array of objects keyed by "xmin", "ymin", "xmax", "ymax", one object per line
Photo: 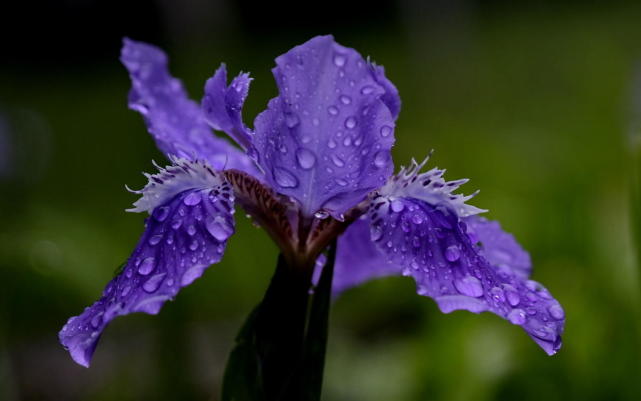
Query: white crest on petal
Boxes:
[
  {"xmin": 127, "ymin": 156, "xmax": 225, "ymax": 214},
  {"xmin": 377, "ymin": 153, "xmax": 487, "ymax": 217}
]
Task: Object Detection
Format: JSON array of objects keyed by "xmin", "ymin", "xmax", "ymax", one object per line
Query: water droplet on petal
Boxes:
[
  {"xmin": 374, "ymin": 151, "xmax": 388, "ymax": 168},
  {"xmin": 328, "ymin": 139, "xmax": 337, "ymax": 149},
  {"xmin": 296, "ymin": 148, "xmax": 316, "ymax": 170},
  {"xmin": 548, "ymin": 304, "xmax": 565, "ymax": 320},
  {"xmin": 206, "ymin": 217, "xmax": 233, "ymax": 241},
  {"xmin": 380, "ymin": 125, "xmax": 392, "ymax": 137},
  {"xmin": 327, "ymin": 105, "xmax": 339, "ymax": 115},
  {"xmin": 171, "ymin": 218, "xmax": 182, "ymax": 230},
  {"xmin": 335, "ymin": 178, "xmax": 348, "ymax": 186},
  {"xmin": 312, "ymin": 118, "xmax": 320, "ymax": 126},
  {"xmin": 314, "ymin": 210, "xmax": 330, "ymax": 219},
  {"xmin": 189, "ymin": 240, "xmax": 199, "ymax": 251},
  {"xmin": 508, "ymin": 308, "xmax": 527, "ymax": 325},
  {"xmin": 390, "ymin": 199, "xmax": 405, "ymax": 212},
  {"xmin": 339, "ymin": 95, "xmax": 351, "ymax": 105},
  {"xmin": 361, "ymin": 85, "xmax": 374, "ymax": 95},
  {"xmin": 444, "ymin": 245, "xmax": 460, "ymax": 262},
  {"xmin": 153, "ymin": 206, "xmax": 170, "ymax": 222},
  {"xmin": 331, "ymin": 154, "xmax": 345, "ymax": 167},
  {"xmin": 370, "ymin": 225, "xmax": 383, "ymax": 241},
  {"xmin": 143, "ymin": 273, "xmax": 166, "ymax": 293},
  {"xmin": 344, "ymin": 117, "xmax": 357, "ymax": 129},
  {"xmin": 333, "ymin": 53, "xmax": 346, "ymax": 67},
  {"xmin": 183, "ymin": 192, "xmax": 202, "ymax": 206},
  {"xmin": 138, "ymin": 257, "xmax": 155, "ymax": 275},
  {"xmin": 91, "ymin": 313, "xmax": 103, "ymax": 328},
  {"xmin": 454, "ymin": 276, "xmax": 483, "ymax": 297},
  {"xmin": 343, "ymin": 136, "xmax": 352, "ymax": 146},
  {"xmin": 187, "ymin": 225, "xmax": 197, "ymax": 236},
  {"xmin": 411, "ymin": 214, "xmax": 424, "ymax": 225},
  {"xmin": 148, "ymin": 234, "xmax": 163, "ymax": 246},
  {"xmin": 273, "ymin": 167, "xmax": 299, "ymax": 188}
]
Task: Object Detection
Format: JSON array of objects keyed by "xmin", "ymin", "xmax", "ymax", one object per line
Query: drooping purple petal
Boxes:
[
  {"xmin": 120, "ymin": 38, "xmax": 256, "ymax": 174},
  {"xmin": 331, "ymin": 217, "xmax": 399, "ymax": 294},
  {"xmin": 59, "ymin": 159, "xmax": 236, "ymax": 367},
  {"xmin": 202, "ymin": 64, "xmax": 255, "ymax": 154},
  {"xmin": 253, "ymin": 35, "xmax": 397, "ymax": 218},
  {"xmin": 464, "ymin": 216, "xmax": 532, "ymax": 279},
  {"xmin": 367, "ymin": 195, "xmax": 564, "ymax": 355}
]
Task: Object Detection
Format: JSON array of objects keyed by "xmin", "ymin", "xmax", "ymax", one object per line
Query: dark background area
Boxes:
[{"xmin": 1, "ymin": 1, "xmax": 640, "ymax": 400}]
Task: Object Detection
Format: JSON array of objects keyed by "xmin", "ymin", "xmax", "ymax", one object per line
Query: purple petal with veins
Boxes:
[
  {"xmin": 202, "ymin": 64, "xmax": 255, "ymax": 154},
  {"xmin": 59, "ymin": 159, "xmax": 236, "ymax": 367},
  {"xmin": 464, "ymin": 216, "xmax": 532, "ymax": 279},
  {"xmin": 253, "ymin": 35, "xmax": 396, "ymax": 218},
  {"xmin": 367, "ymin": 195, "xmax": 564, "ymax": 355},
  {"xmin": 120, "ymin": 38, "xmax": 256, "ymax": 174}
]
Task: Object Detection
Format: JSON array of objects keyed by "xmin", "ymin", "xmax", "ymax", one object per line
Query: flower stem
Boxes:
[{"xmin": 222, "ymin": 240, "xmax": 336, "ymax": 401}]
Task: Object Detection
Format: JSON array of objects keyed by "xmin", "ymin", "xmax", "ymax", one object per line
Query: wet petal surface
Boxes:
[
  {"xmin": 253, "ymin": 35, "xmax": 397, "ymax": 218},
  {"xmin": 59, "ymin": 160, "xmax": 236, "ymax": 367},
  {"xmin": 202, "ymin": 65, "xmax": 255, "ymax": 153},
  {"xmin": 464, "ymin": 216, "xmax": 532, "ymax": 279},
  {"xmin": 121, "ymin": 38, "xmax": 255, "ymax": 173},
  {"xmin": 368, "ymin": 196, "xmax": 564, "ymax": 355}
]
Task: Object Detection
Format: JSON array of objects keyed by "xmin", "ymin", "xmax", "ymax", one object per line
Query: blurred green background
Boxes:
[{"xmin": 1, "ymin": 1, "xmax": 640, "ymax": 400}]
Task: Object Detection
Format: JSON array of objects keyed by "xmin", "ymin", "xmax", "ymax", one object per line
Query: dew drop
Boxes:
[
  {"xmin": 183, "ymin": 192, "xmax": 202, "ymax": 206},
  {"xmin": 444, "ymin": 245, "xmax": 460, "ymax": 262},
  {"xmin": 339, "ymin": 95, "xmax": 352, "ymax": 105},
  {"xmin": 344, "ymin": 117, "xmax": 357, "ymax": 129},
  {"xmin": 91, "ymin": 313, "xmax": 103, "ymax": 328},
  {"xmin": 143, "ymin": 273, "xmax": 166, "ymax": 293},
  {"xmin": 206, "ymin": 217, "xmax": 234, "ymax": 241},
  {"xmin": 335, "ymin": 178, "xmax": 348, "ymax": 186},
  {"xmin": 370, "ymin": 225, "xmax": 383, "ymax": 241},
  {"xmin": 327, "ymin": 139, "xmax": 337, "ymax": 149},
  {"xmin": 333, "ymin": 53, "xmax": 346, "ymax": 67},
  {"xmin": 327, "ymin": 105, "xmax": 339, "ymax": 115},
  {"xmin": 171, "ymin": 218, "xmax": 182, "ymax": 230},
  {"xmin": 411, "ymin": 214, "xmax": 424, "ymax": 225},
  {"xmin": 373, "ymin": 151, "xmax": 388, "ymax": 168},
  {"xmin": 454, "ymin": 276, "xmax": 483, "ymax": 297},
  {"xmin": 153, "ymin": 206, "xmax": 170, "ymax": 222},
  {"xmin": 506, "ymin": 290, "xmax": 520, "ymax": 306},
  {"xmin": 390, "ymin": 199, "xmax": 405, "ymax": 212},
  {"xmin": 273, "ymin": 167, "xmax": 299, "ymax": 188},
  {"xmin": 361, "ymin": 85, "xmax": 374, "ymax": 95},
  {"xmin": 331, "ymin": 154, "xmax": 345, "ymax": 167},
  {"xmin": 314, "ymin": 210, "xmax": 330, "ymax": 219},
  {"xmin": 312, "ymin": 118, "xmax": 320, "ymax": 126},
  {"xmin": 548, "ymin": 304, "xmax": 565, "ymax": 320},
  {"xmin": 189, "ymin": 240, "xmax": 199, "ymax": 251},
  {"xmin": 148, "ymin": 234, "xmax": 163, "ymax": 246},
  {"xmin": 507, "ymin": 308, "xmax": 527, "ymax": 325},
  {"xmin": 296, "ymin": 148, "xmax": 316, "ymax": 170},
  {"xmin": 138, "ymin": 257, "xmax": 155, "ymax": 275},
  {"xmin": 380, "ymin": 125, "xmax": 393, "ymax": 137},
  {"xmin": 187, "ymin": 225, "xmax": 197, "ymax": 236}
]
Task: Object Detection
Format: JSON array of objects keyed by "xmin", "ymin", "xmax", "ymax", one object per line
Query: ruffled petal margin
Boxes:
[{"xmin": 59, "ymin": 159, "xmax": 236, "ymax": 366}]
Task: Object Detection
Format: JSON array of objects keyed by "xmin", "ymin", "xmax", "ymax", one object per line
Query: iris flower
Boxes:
[{"xmin": 59, "ymin": 36, "xmax": 564, "ymax": 369}]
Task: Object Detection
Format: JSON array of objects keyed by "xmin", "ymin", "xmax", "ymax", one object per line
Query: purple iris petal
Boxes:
[
  {"xmin": 368, "ymin": 197, "xmax": 564, "ymax": 355},
  {"xmin": 253, "ymin": 35, "xmax": 397, "ymax": 218},
  {"xmin": 120, "ymin": 38, "xmax": 255, "ymax": 174},
  {"xmin": 59, "ymin": 160, "xmax": 236, "ymax": 367},
  {"xmin": 202, "ymin": 64, "xmax": 255, "ymax": 154},
  {"xmin": 464, "ymin": 216, "xmax": 532, "ymax": 279},
  {"xmin": 332, "ymin": 217, "xmax": 399, "ymax": 294}
]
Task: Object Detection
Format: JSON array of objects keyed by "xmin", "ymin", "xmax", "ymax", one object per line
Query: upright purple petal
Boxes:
[
  {"xmin": 366, "ymin": 166, "xmax": 564, "ymax": 354},
  {"xmin": 59, "ymin": 159, "xmax": 236, "ymax": 367},
  {"xmin": 253, "ymin": 35, "xmax": 397, "ymax": 218},
  {"xmin": 369, "ymin": 63, "xmax": 401, "ymax": 120},
  {"xmin": 202, "ymin": 65, "xmax": 255, "ymax": 154},
  {"xmin": 464, "ymin": 216, "xmax": 532, "ymax": 279},
  {"xmin": 120, "ymin": 38, "xmax": 255, "ymax": 174}
]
